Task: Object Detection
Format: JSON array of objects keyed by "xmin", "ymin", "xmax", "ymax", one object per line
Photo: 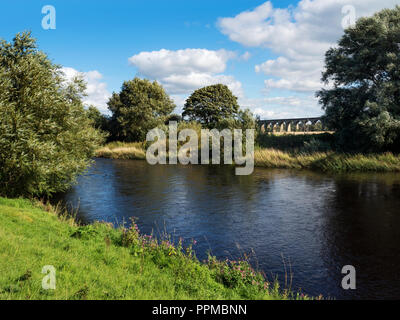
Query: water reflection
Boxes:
[
  {"xmin": 321, "ymin": 176, "xmax": 400, "ymax": 299},
  {"xmin": 55, "ymin": 158, "xmax": 400, "ymax": 299}
]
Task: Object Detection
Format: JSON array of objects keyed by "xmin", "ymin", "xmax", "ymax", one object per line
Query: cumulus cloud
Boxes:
[
  {"xmin": 129, "ymin": 49, "xmax": 234, "ymax": 77},
  {"xmin": 241, "ymin": 95, "xmax": 321, "ymax": 119},
  {"xmin": 256, "ymin": 57, "xmax": 323, "ymax": 92},
  {"xmin": 61, "ymin": 67, "xmax": 111, "ymax": 114},
  {"xmin": 219, "ymin": 0, "xmax": 399, "ymax": 93},
  {"xmin": 128, "ymin": 48, "xmax": 244, "ymax": 98}
]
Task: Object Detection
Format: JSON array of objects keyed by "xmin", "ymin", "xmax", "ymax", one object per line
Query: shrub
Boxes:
[
  {"xmin": 301, "ymin": 138, "xmax": 332, "ymax": 153},
  {"xmin": 256, "ymin": 133, "xmax": 334, "ymax": 152}
]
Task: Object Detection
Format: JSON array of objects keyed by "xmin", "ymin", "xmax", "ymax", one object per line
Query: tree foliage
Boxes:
[
  {"xmin": 165, "ymin": 113, "xmax": 183, "ymax": 124},
  {"xmin": 86, "ymin": 105, "xmax": 111, "ymax": 141},
  {"xmin": 0, "ymin": 32, "xmax": 104, "ymax": 197},
  {"xmin": 182, "ymin": 84, "xmax": 240, "ymax": 129},
  {"xmin": 317, "ymin": 6, "xmax": 400, "ymax": 152},
  {"xmin": 86, "ymin": 105, "xmax": 108, "ymax": 130},
  {"xmin": 219, "ymin": 108, "xmax": 256, "ymax": 131},
  {"xmin": 108, "ymin": 78, "xmax": 175, "ymax": 142}
]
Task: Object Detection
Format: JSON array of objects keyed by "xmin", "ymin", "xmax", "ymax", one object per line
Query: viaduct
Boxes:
[{"xmin": 258, "ymin": 117, "xmax": 326, "ymax": 133}]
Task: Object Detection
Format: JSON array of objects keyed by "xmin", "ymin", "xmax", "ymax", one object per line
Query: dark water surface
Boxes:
[{"xmin": 56, "ymin": 158, "xmax": 400, "ymax": 299}]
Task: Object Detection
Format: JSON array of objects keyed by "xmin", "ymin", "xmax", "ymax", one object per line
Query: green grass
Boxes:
[
  {"xmin": 254, "ymin": 148, "xmax": 400, "ymax": 172},
  {"xmin": 0, "ymin": 197, "xmax": 305, "ymax": 300}
]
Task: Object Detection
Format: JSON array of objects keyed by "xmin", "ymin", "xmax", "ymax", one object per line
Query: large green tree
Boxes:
[
  {"xmin": 182, "ymin": 84, "xmax": 240, "ymax": 129},
  {"xmin": 0, "ymin": 32, "xmax": 104, "ymax": 197},
  {"xmin": 317, "ymin": 6, "xmax": 400, "ymax": 152},
  {"xmin": 86, "ymin": 105, "xmax": 111, "ymax": 137},
  {"xmin": 108, "ymin": 78, "xmax": 175, "ymax": 142}
]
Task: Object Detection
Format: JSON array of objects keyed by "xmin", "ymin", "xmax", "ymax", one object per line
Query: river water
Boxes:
[{"xmin": 56, "ymin": 158, "xmax": 400, "ymax": 300}]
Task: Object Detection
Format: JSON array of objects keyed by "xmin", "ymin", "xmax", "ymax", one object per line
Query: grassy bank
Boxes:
[
  {"xmin": 254, "ymin": 148, "xmax": 400, "ymax": 172},
  {"xmin": 96, "ymin": 141, "xmax": 400, "ymax": 173},
  {"xmin": 96, "ymin": 141, "xmax": 146, "ymax": 160},
  {"xmin": 0, "ymin": 197, "xmax": 304, "ymax": 300}
]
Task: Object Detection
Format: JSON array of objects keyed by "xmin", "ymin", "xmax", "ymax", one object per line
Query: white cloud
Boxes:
[
  {"xmin": 256, "ymin": 57, "xmax": 323, "ymax": 92},
  {"xmin": 253, "ymin": 108, "xmax": 276, "ymax": 119},
  {"xmin": 61, "ymin": 67, "xmax": 111, "ymax": 114},
  {"xmin": 219, "ymin": 0, "xmax": 399, "ymax": 93},
  {"xmin": 240, "ymin": 51, "xmax": 252, "ymax": 61},
  {"xmin": 263, "ymin": 78, "xmax": 323, "ymax": 93},
  {"xmin": 161, "ymin": 73, "xmax": 243, "ymax": 96},
  {"xmin": 129, "ymin": 49, "xmax": 234, "ymax": 78},
  {"xmin": 128, "ymin": 48, "xmax": 244, "ymax": 98},
  {"xmin": 170, "ymin": 94, "xmax": 187, "ymax": 108},
  {"xmin": 240, "ymin": 95, "xmax": 321, "ymax": 119}
]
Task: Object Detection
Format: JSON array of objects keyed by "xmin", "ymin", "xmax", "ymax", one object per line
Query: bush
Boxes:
[
  {"xmin": 301, "ymin": 138, "xmax": 332, "ymax": 153},
  {"xmin": 0, "ymin": 32, "xmax": 104, "ymax": 197}
]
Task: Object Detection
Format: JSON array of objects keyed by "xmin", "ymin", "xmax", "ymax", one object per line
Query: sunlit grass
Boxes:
[
  {"xmin": 96, "ymin": 142, "xmax": 146, "ymax": 160},
  {"xmin": 97, "ymin": 142, "xmax": 400, "ymax": 173},
  {"xmin": 0, "ymin": 197, "xmax": 308, "ymax": 300},
  {"xmin": 254, "ymin": 148, "xmax": 324, "ymax": 169},
  {"xmin": 254, "ymin": 148, "xmax": 400, "ymax": 172},
  {"xmin": 310, "ymin": 152, "xmax": 400, "ymax": 172}
]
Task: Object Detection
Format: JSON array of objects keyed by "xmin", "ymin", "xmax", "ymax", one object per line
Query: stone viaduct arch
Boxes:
[{"xmin": 258, "ymin": 117, "xmax": 326, "ymax": 133}]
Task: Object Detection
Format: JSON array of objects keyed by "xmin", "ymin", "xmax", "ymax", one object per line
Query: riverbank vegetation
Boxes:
[
  {"xmin": 96, "ymin": 140, "xmax": 400, "ymax": 173},
  {"xmin": 96, "ymin": 142, "xmax": 146, "ymax": 160},
  {"xmin": 254, "ymin": 148, "xmax": 400, "ymax": 172},
  {"xmin": 0, "ymin": 197, "xmax": 308, "ymax": 300}
]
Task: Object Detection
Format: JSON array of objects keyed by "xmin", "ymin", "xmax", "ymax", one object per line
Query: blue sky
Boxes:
[{"xmin": 1, "ymin": 0, "xmax": 398, "ymax": 118}]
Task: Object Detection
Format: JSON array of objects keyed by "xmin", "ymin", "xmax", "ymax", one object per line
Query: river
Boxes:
[{"xmin": 56, "ymin": 158, "xmax": 400, "ymax": 300}]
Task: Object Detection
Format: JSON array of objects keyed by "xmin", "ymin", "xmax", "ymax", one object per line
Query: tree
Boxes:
[
  {"xmin": 108, "ymin": 78, "xmax": 175, "ymax": 142},
  {"xmin": 0, "ymin": 32, "xmax": 104, "ymax": 197},
  {"xmin": 86, "ymin": 105, "xmax": 110, "ymax": 132},
  {"xmin": 217, "ymin": 108, "xmax": 256, "ymax": 132},
  {"xmin": 165, "ymin": 113, "xmax": 182, "ymax": 125},
  {"xmin": 317, "ymin": 6, "xmax": 400, "ymax": 152},
  {"xmin": 182, "ymin": 84, "xmax": 240, "ymax": 128}
]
